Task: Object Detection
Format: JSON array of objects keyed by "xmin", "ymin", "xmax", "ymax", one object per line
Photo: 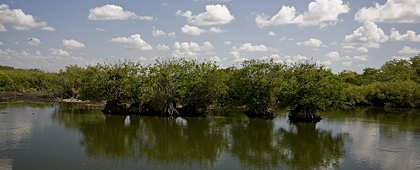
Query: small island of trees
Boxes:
[{"xmin": 1, "ymin": 54, "xmax": 420, "ymax": 122}]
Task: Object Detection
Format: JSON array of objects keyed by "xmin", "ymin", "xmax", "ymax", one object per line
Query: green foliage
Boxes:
[
  {"xmin": 177, "ymin": 60, "xmax": 227, "ymax": 110},
  {"xmin": 342, "ymin": 56, "xmax": 420, "ymax": 108},
  {"xmin": 339, "ymin": 70, "xmax": 362, "ymax": 85},
  {"xmin": 345, "ymin": 80, "xmax": 420, "ymax": 107},
  {"xmin": 223, "ymin": 59, "xmax": 286, "ymax": 117},
  {"xmin": 410, "ymin": 55, "xmax": 420, "ymax": 83},
  {"xmin": 146, "ymin": 59, "xmax": 227, "ymax": 115},
  {"xmin": 0, "ymin": 71, "xmax": 14, "ymax": 91},
  {"xmin": 361, "ymin": 67, "xmax": 380, "ymax": 85},
  {"xmin": 146, "ymin": 59, "xmax": 186, "ymax": 115},
  {"xmin": 378, "ymin": 59, "xmax": 418, "ymax": 82},
  {"xmin": 2, "ymin": 53, "xmax": 420, "ymax": 117},
  {"xmin": 225, "ymin": 59, "xmax": 286, "ymax": 107},
  {"xmin": 343, "ymin": 84, "xmax": 369, "ymax": 106},
  {"xmin": 0, "ymin": 66, "xmax": 58, "ymax": 93},
  {"xmin": 54, "ymin": 65, "xmax": 85, "ymax": 98},
  {"xmin": 0, "ymin": 66, "xmax": 14, "ymax": 70},
  {"xmin": 277, "ymin": 62, "xmax": 346, "ymax": 114},
  {"xmin": 80, "ymin": 60, "xmax": 145, "ymax": 105}
]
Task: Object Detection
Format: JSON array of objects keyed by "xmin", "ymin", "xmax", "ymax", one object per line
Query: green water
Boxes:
[{"xmin": 1, "ymin": 103, "xmax": 420, "ymax": 169}]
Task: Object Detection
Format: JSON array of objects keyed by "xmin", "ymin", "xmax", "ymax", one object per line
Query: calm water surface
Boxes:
[{"xmin": 1, "ymin": 103, "xmax": 420, "ymax": 170}]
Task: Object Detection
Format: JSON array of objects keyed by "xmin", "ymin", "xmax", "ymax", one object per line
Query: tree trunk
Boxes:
[
  {"xmin": 162, "ymin": 101, "xmax": 180, "ymax": 116},
  {"xmin": 102, "ymin": 100, "xmax": 183, "ymax": 116},
  {"xmin": 102, "ymin": 101, "xmax": 127, "ymax": 114},
  {"xmin": 127, "ymin": 102, "xmax": 157, "ymax": 115},
  {"xmin": 178, "ymin": 105, "xmax": 207, "ymax": 117},
  {"xmin": 245, "ymin": 105, "xmax": 274, "ymax": 118},
  {"xmin": 288, "ymin": 107, "xmax": 322, "ymax": 123}
]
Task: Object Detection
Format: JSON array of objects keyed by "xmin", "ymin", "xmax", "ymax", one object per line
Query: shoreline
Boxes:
[{"xmin": 0, "ymin": 92, "xmax": 105, "ymax": 106}]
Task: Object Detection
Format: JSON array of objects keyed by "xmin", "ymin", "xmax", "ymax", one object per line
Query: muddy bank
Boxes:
[{"xmin": 0, "ymin": 92, "xmax": 104, "ymax": 106}]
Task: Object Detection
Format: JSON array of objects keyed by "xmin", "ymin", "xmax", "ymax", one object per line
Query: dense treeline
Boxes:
[
  {"xmin": 341, "ymin": 56, "xmax": 420, "ymax": 108},
  {"xmin": 2, "ymin": 55, "xmax": 420, "ymax": 120},
  {"xmin": 0, "ymin": 66, "xmax": 60, "ymax": 95}
]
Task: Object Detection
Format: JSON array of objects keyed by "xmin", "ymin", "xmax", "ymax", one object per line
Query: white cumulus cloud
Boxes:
[
  {"xmin": 296, "ymin": 38, "xmax": 323, "ymax": 47},
  {"xmin": 284, "ymin": 55, "xmax": 308, "ymax": 63},
  {"xmin": 342, "ymin": 61, "xmax": 353, "ymax": 66},
  {"xmin": 167, "ymin": 32, "xmax": 176, "ymax": 37},
  {"xmin": 224, "ymin": 51, "xmax": 247, "ymax": 62},
  {"xmin": 209, "ymin": 27, "xmax": 226, "ymax": 33},
  {"xmin": 326, "ymin": 51, "xmax": 341, "ymax": 60},
  {"xmin": 181, "ymin": 25, "xmax": 206, "ymax": 36},
  {"xmin": 355, "ymin": 0, "xmax": 420, "ymax": 23},
  {"xmin": 0, "ymin": 24, "xmax": 5, "ymax": 32},
  {"xmin": 353, "ymin": 55, "xmax": 368, "ymax": 61},
  {"xmin": 356, "ymin": 47, "xmax": 369, "ymax": 53},
  {"xmin": 174, "ymin": 42, "xmax": 201, "ymax": 51},
  {"xmin": 209, "ymin": 56, "xmax": 221, "ymax": 62},
  {"xmin": 62, "ymin": 39, "xmax": 85, "ymax": 49},
  {"xmin": 110, "ymin": 34, "xmax": 152, "ymax": 50},
  {"xmin": 0, "ymin": 48, "xmax": 98, "ymax": 72},
  {"xmin": 88, "ymin": 4, "xmax": 154, "ymax": 21},
  {"xmin": 234, "ymin": 43, "xmax": 278, "ymax": 52},
  {"xmin": 138, "ymin": 16, "xmax": 154, "ymax": 21},
  {"xmin": 176, "ymin": 4, "xmax": 235, "ymax": 26},
  {"xmin": 390, "ymin": 28, "xmax": 420, "ymax": 42},
  {"xmin": 261, "ymin": 54, "xmax": 282, "ymax": 62},
  {"xmin": 255, "ymin": 0, "xmax": 350, "ymax": 28},
  {"xmin": 28, "ymin": 38, "xmax": 41, "ymax": 46},
  {"xmin": 0, "ymin": 4, "xmax": 54, "ymax": 31},
  {"xmin": 95, "ymin": 28, "xmax": 106, "ymax": 31},
  {"xmin": 279, "ymin": 37, "xmax": 294, "ymax": 41},
  {"xmin": 322, "ymin": 60, "xmax": 332, "ymax": 66},
  {"xmin": 49, "ymin": 48, "xmax": 70, "ymax": 56},
  {"xmin": 326, "ymin": 51, "xmax": 370, "ymax": 62},
  {"xmin": 181, "ymin": 25, "xmax": 227, "ymax": 36},
  {"xmin": 268, "ymin": 31, "xmax": 277, "ymax": 36},
  {"xmin": 172, "ymin": 41, "xmax": 213, "ymax": 58},
  {"xmin": 392, "ymin": 56, "xmax": 411, "ymax": 61},
  {"xmin": 202, "ymin": 41, "xmax": 214, "ymax": 51},
  {"xmin": 343, "ymin": 21, "xmax": 388, "ymax": 49},
  {"xmin": 255, "ymin": 6, "xmax": 297, "ymax": 27},
  {"xmin": 152, "ymin": 27, "xmax": 175, "ymax": 37},
  {"xmin": 156, "ymin": 44, "xmax": 170, "ymax": 51},
  {"xmin": 40, "ymin": 26, "xmax": 55, "ymax": 31},
  {"xmin": 138, "ymin": 56, "xmax": 147, "ymax": 61},
  {"xmin": 398, "ymin": 46, "xmax": 420, "ymax": 54},
  {"xmin": 152, "ymin": 27, "xmax": 166, "ymax": 37}
]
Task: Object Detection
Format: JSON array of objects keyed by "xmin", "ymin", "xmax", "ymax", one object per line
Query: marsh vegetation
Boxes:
[{"xmin": 2, "ymin": 54, "xmax": 420, "ymax": 121}]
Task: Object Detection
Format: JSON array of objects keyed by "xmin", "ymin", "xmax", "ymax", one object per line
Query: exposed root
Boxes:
[
  {"xmin": 178, "ymin": 105, "xmax": 207, "ymax": 117},
  {"xmin": 245, "ymin": 105, "xmax": 274, "ymax": 119},
  {"xmin": 102, "ymin": 101, "xmax": 127, "ymax": 114},
  {"xmin": 162, "ymin": 102, "xmax": 180, "ymax": 116},
  {"xmin": 288, "ymin": 108, "xmax": 322, "ymax": 123},
  {"xmin": 102, "ymin": 101, "xmax": 207, "ymax": 117},
  {"xmin": 127, "ymin": 102, "xmax": 156, "ymax": 115}
]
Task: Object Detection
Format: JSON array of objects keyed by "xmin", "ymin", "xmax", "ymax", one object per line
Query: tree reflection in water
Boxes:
[
  {"xmin": 230, "ymin": 119, "xmax": 346, "ymax": 169},
  {"xmin": 276, "ymin": 123, "xmax": 345, "ymax": 169},
  {"xmin": 78, "ymin": 115, "xmax": 229, "ymax": 167},
  {"xmin": 53, "ymin": 105, "xmax": 347, "ymax": 169}
]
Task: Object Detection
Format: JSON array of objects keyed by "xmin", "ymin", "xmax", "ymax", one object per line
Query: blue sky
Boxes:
[{"xmin": 1, "ymin": 0, "xmax": 420, "ymax": 72}]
